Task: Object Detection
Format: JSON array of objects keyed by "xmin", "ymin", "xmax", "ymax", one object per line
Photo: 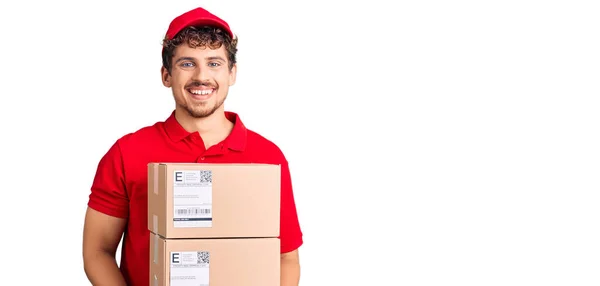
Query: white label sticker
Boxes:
[
  {"xmin": 170, "ymin": 251, "xmax": 210, "ymax": 286},
  {"xmin": 173, "ymin": 170, "xmax": 213, "ymax": 228}
]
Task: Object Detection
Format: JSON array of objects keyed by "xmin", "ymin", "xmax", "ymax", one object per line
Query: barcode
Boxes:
[
  {"xmin": 199, "ymin": 170, "xmax": 212, "ymax": 183},
  {"xmin": 176, "ymin": 208, "xmax": 211, "ymax": 215},
  {"xmin": 197, "ymin": 251, "xmax": 210, "ymax": 264}
]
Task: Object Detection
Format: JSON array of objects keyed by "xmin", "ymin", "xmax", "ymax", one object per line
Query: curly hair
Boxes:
[{"xmin": 161, "ymin": 26, "xmax": 238, "ymax": 73}]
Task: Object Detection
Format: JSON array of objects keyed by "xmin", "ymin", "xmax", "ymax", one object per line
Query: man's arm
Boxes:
[
  {"xmin": 82, "ymin": 207, "xmax": 128, "ymax": 286},
  {"xmin": 281, "ymin": 249, "xmax": 300, "ymax": 286},
  {"xmin": 277, "ymin": 156, "xmax": 303, "ymax": 286}
]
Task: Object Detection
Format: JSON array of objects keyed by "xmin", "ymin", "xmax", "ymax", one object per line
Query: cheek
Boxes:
[
  {"xmin": 216, "ymin": 73, "xmax": 232, "ymax": 86},
  {"xmin": 170, "ymin": 71, "xmax": 190, "ymax": 87}
]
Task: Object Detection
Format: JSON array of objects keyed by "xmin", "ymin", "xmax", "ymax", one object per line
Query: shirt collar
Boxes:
[{"xmin": 163, "ymin": 110, "xmax": 247, "ymax": 151}]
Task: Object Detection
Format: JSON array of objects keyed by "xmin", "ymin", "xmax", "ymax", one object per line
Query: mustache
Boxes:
[{"xmin": 186, "ymin": 81, "xmax": 217, "ymax": 89}]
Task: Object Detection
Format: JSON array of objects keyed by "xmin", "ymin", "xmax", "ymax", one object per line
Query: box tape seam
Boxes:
[
  {"xmin": 153, "ymin": 164, "xmax": 159, "ymax": 195},
  {"xmin": 153, "ymin": 233, "xmax": 159, "ymax": 264}
]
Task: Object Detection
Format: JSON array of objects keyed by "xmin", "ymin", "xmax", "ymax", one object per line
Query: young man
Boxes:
[{"xmin": 82, "ymin": 7, "xmax": 303, "ymax": 286}]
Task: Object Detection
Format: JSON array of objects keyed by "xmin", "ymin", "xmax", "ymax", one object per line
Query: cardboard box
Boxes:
[
  {"xmin": 150, "ymin": 234, "xmax": 281, "ymax": 286},
  {"xmin": 148, "ymin": 163, "xmax": 281, "ymax": 239}
]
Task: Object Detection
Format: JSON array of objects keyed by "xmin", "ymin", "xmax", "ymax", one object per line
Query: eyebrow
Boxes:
[
  {"xmin": 174, "ymin": 57, "xmax": 196, "ymax": 64},
  {"xmin": 206, "ymin": 56, "xmax": 226, "ymax": 62}
]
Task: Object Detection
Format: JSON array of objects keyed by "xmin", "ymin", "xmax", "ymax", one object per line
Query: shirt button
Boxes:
[{"xmin": 200, "ymin": 157, "xmax": 205, "ymax": 160}]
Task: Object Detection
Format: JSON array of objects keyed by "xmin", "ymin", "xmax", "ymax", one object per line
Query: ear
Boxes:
[
  {"xmin": 229, "ymin": 64, "xmax": 237, "ymax": 86},
  {"xmin": 161, "ymin": 66, "xmax": 171, "ymax": 87}
]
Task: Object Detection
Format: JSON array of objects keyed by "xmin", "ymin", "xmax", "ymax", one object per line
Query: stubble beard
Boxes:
[{"xmin": 178, "ymin": 95, "xmax": 226, "ymax": 118}]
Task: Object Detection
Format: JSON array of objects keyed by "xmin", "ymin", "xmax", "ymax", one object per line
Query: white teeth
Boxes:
[{"xmin": 190, "ymin": 89, "xmax": 212, "ymax": 95}]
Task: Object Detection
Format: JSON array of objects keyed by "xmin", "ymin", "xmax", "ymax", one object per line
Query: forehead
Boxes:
[{"xmin": 173, "ymin": 44, "xmax": 228, "ymax": 60}]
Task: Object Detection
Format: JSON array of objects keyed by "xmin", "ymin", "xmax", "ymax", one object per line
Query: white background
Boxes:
[{"xmin": 0, "ymin": 0, "xmax": 599, "ymax": 285}]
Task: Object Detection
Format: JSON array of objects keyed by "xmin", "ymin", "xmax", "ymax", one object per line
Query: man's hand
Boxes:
[{"xmin": 281, "ymin": 249, "xmax": 300, "ymax": 286}]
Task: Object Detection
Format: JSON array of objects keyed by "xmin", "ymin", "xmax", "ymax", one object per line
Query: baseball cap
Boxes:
[{"xmin": 164, "ymin": 7, "xmax": 234, "ymax": 40}]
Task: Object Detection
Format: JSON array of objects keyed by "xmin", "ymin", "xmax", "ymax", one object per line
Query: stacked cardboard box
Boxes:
[{"xmin": 148, "ymin": 163, "xmax": 281, "ymax": 286}]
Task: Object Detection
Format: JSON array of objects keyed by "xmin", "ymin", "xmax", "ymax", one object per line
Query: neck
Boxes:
[{"xmin": 174, "ymin": 107, "xmax": 234, "ymax": 148}]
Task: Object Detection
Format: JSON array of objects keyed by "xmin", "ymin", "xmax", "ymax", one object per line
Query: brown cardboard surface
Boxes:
[
  {"xmin": 150, "ymin": 234, "xmax": 280, "ymax": 286},
  {"xmin": 148, "ymin": 163, "xmax": 280, "ymax": 239}
]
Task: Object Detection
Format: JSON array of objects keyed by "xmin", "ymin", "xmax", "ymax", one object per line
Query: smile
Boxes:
[{"xmin": 187, "ymin": 88, "xmax": 215, "ymax": 100}]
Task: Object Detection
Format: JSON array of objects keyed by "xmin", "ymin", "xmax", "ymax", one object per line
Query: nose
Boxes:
[{"xmin": 192, "ymin": 65, "xmax": 209, "ymax": 82}]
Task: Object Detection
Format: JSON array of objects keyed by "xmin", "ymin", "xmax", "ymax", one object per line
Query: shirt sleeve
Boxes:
[
  {"xmin": 279, "ymin": 160, "xmax": 303, "ymax": 253},
  {"xmin": 87, "ymin": 140, "xmax": 129, "ymax": 219}
]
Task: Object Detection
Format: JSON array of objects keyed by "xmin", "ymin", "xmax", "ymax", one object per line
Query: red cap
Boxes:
[{"xmin": 164, "ymin": 7, "xmax": 233, "ymax": 40}]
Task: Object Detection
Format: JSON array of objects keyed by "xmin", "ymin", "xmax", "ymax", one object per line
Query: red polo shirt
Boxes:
[{"xmin": 87, "ymin": 111, "xmax": 303, "ymax": 286}]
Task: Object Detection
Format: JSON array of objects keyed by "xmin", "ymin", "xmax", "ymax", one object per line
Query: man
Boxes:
[{"xmin": 82, "ymin": 7, "xmax": 303, "ymax": 286}]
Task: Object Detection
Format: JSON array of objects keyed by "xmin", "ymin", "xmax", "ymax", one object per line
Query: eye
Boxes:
[
  {"xmin": 208, "ymin": 62, "xmax": 221, "ymax": 67},
  {"xmin": 181, "ymin": 62, "xmax": 195, "ymax": 67}
]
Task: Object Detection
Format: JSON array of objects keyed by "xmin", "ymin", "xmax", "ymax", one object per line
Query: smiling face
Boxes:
[{"xmin": 161, "ymin": 26, "xmax": 238, "ymax": 118}]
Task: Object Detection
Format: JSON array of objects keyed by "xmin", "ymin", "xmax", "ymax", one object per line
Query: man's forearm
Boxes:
[
  {"xmin": 281, "ymin": 259, "xmax": 300, "ymax": 286},
  {"xmin": 84, "ymin": 250, "xmax": 127, "ymax": 286}
]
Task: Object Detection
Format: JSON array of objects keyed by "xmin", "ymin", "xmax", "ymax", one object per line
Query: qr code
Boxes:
[
  {"xmin": 197, "ymin": 251, "xmax": 210, "ymax": 264},
  {"xmin": 199, "ymin": 170, "xmax": 212, "ymax": 183}
]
